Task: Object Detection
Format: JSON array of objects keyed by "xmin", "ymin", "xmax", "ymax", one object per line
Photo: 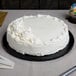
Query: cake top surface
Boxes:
[{"xmin": 7, "ymin": 15, "xmax": 68, "ymax": 46}]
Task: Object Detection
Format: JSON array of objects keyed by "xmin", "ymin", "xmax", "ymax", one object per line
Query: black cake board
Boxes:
[{"xmin": 2, "ymin": 31, "xmax": 74, "ymax": 61}]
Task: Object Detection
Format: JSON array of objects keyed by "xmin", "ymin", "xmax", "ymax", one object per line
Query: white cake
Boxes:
[{"xmin": 7, "ymin": 15, "xmax": 69, "ymax": 56}]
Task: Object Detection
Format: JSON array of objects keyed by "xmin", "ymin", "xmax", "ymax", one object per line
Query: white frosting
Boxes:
[{"xmin": 7, "ymin": 15, "xmax": 69, "ymax": 56}]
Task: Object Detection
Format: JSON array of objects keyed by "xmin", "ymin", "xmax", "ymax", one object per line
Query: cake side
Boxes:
[{"xmin": 7, "ymin": 15, "xmax": 69, "ymax": 56}]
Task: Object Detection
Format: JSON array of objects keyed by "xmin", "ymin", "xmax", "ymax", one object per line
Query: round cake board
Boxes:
[{"xmin": 2, "ymin": 31, "xmax": 74, "ymax": 61}]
